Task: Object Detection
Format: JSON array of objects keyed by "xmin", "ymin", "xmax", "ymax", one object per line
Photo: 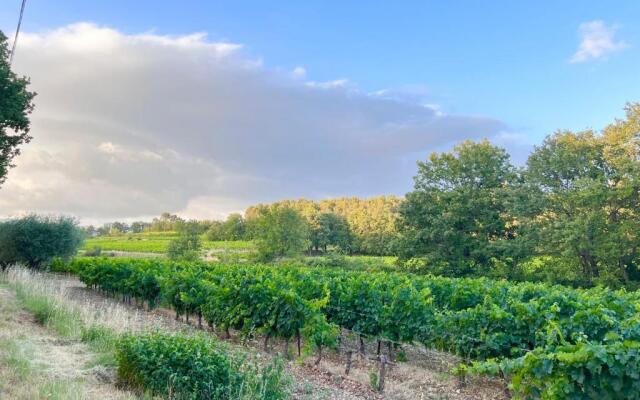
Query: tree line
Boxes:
[
  {"xmin": 86, "ymin": 196, "xmax": 401, "ymax": 257},
  {"xmin": 245, "ymin": 196, "xmax": 401, "ymax": 256}
]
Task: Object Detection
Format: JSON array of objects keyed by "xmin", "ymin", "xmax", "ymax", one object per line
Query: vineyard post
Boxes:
[
  {"xmin": 499, "ymin": 369, "xmax": 512, "ymax": 398},
  {"xmin": 315, "ymin": 345, "xmax": 322, "ymax": 366},
  {"xmin": 378, "ymin": 354, "xmax": 387, "ymax": 392},
  {"xmin": 457, "ymin": 367, "xmax": 467, "ymax": 388},
  {"xmin": 284, "ymin": 337, "xmax": 291, "ymax": 360},
  {"xmin": 345, "ymin": 350, "xmax": 353, "ymax": 375}
]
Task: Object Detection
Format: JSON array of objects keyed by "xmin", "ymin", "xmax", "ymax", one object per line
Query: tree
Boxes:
[
  {"xmin": 0, "ymin": 30, "xmax": 36, "ymax": 186},
  {"xmin": 245, "ymin": 196, "xmax": 401, "ymax": 255},
  {"xmin": 309, "ymin": 212, "xmax": 352, "ymax": 253},
  {"xmin": 82, "ymin": 225, "xmax": 97, "ymax": 237},
  {"xmin": 130, "ymin": 221, "xmax": 149, "ymax": 233},
  {"xmin": 110, "ymin": 221, "xmax": 129, "ymax": 234},
  {"xmin": 150, "ymin": 212, "xmax": 184, "ymax": 231},
  {"xmin": 520, "ymin": 104, "xmax": 640, "ymax": 284},
  {"xmin": 96, "ymin": 224, "xmax": 111, "ymax": 236},
  {"xmin": 221, "ymin": 213, "xmax": 245, "ymax": 240},
  {"xmin": 254, "ymin": 206, "xmax": 309, "ymax": 261},
  {"xmin": 205, "ymin": 214, "xmax": 247, "ymax": 241},
  {"xmin": 205, "ymin": 221, "xmax": 225, "ymax": 241},
  {"xmin": 396, "ymin": 140, "xmax": 519, "ymax": 276},
  {"xmin": 0, "ymin": 215, "xmax": 84, "ymax": 270},
  {"xmin": 167, "ymin": 221, "xmax": 202, "ymax": 261}
]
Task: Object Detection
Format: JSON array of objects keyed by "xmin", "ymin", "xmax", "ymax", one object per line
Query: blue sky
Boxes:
[
  {"xmin": 4, "ymin": 1, "xmax": 638, "ymax": 140},
  {"xmin": 1, "ymin": 1, "xmax": 639, "ymax": 222}
]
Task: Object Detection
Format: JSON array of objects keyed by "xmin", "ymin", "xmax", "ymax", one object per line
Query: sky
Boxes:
[{"xmin": 0, "ymin": 1, "xmax": 639, "ymax": 224}]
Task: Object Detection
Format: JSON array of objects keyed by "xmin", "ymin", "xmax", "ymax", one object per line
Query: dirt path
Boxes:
[{"xmin": 0, "ymin": 284, "xmax": 134, "ymax": 400}]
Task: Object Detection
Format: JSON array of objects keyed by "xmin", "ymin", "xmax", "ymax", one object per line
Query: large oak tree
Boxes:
[
  {"xmin": 521, "ymin": 104, "xmax": 640, "ymax": 283},
  {"xmin": 397, "ymin": 140, "xmax": 519, "ymax": 276}
]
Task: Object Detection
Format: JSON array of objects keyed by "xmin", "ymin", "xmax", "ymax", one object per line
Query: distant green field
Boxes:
[{"xmin": 83, "ymin": 232, "xmax": 254, "ymax": 254}]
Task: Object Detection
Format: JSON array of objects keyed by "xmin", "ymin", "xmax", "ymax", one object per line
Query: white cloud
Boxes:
[
  {"xmin": 291, "ymin": 66, "xmax": 306, "ymax": 78},
  {"xmin": 570, "ymin": 20, "xmax": 628, "ymax": 63},
  {"xmin": 98, "ymin": 142, "xmax": 164, "ymax": 161},
  {"xmin": 305, "ymin": 79, "xmax": 350, "ymax": 89},
  {"xmin": 2, "ymin": 23, "xmax": 507, "ymax": 223}
]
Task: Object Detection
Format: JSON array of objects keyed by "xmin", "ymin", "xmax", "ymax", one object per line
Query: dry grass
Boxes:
[
  {"xmin": 5, "ymin": 267, "xmax": 161, "ymax": 335},
  {"xmin": 0, "ymin": 276, "xmax": 136, "ymax": 400}
]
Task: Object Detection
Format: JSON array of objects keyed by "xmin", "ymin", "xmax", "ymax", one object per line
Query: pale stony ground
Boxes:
[
  {"xmin": 1, "ymin": 268, "xmax": 509, "ymax": 400},
  {"xmin": 0, "ymin": 284, "xmax": 136, "ymax": 400}
]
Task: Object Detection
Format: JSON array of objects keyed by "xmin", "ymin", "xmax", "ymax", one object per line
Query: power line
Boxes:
[{"xmin": 9, "ymin": 0, "xmax": 27, "ymax": 66}]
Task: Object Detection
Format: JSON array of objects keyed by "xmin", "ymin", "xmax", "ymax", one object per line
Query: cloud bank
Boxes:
[
  {"xmin": 571, "ymin": 20, "xmax": 627, "ymax": 63},
  {"xmin": 2, "ymin": 23, "xmax": 506, "ymax": 223}
]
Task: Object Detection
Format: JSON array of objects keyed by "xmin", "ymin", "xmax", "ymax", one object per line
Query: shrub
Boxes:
[
  {"xmin": 0, "ymin": 215, "xmax": 84, "ymax": 270},
  {"xmin": 168, "ymin": 221, "xmax": 202, "ymax": 261},
  {"xmin": 116, "ymin": 332, "xmax": 290, "ymax": 400},
  {"xmin": 84, "ymin": 246, "xmax": 102, "ymax": 257}
]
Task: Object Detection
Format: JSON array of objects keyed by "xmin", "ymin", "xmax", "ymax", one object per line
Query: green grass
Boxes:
[
  {"xmin": 344, "ymin": 255, "xmax": 397, "ymax": 266},
  {"xmin": 84, "ymin": 232, "xmax": 255, "ymax": 254},
  {"xmin": 81, "ymin": 324, "xmax": 118, "ymax": 354},
  {"xmin": 14, "ymin": 284, "xmax": 83, "ymax": 338},
  {"xmin": 10, "ymin": 278, "xmax": 119, "ymax": 368},
  {"xmin": 0, "ymin": 337, "xmax": 32, "ymax": 380},
  {"xmin": 37, "ymin": 380, "xmax": 85, "ymax": 400}
]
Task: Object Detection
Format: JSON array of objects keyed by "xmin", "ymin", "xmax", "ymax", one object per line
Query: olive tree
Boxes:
[{"xmin": 0, "ymin": 215, "xmax": 84, "ymax": 270}]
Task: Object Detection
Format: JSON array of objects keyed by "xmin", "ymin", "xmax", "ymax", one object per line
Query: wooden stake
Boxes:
[
  {"xmin": 315, "ymin": 346, "xmax": 323, "ymax": 366},
  {"xmin": 378, "ymin": 354, "xmax": 387, "ymax": 392},
  {"xmin": 284, "ymin": 338, "xmax": 291, "ymax": 360},
  {"xmin": 345, "ymin": 350, "xmax": 353, "ymax": 375}
]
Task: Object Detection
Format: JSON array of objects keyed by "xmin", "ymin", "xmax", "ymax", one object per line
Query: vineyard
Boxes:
[
  {"xmin": 66, "ymin": 257, "xmax": 640, "ymax": 399},
  {"xmin": 83, "ymin": 232, "xmax": 254, "ymax": 254},
  {"xmin": 116, "ymin": 332, "xmax": 290, "ymax": 399}
]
